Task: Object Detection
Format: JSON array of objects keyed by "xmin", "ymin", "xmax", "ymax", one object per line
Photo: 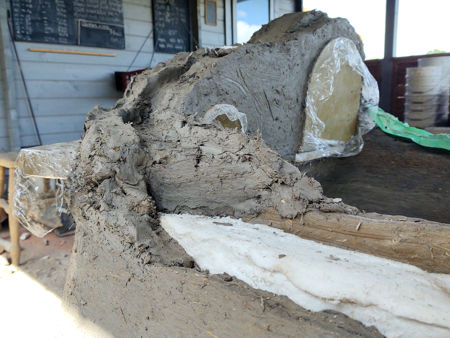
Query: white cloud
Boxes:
[
  {"xmin": 237, "ymin": 21, "xmax": 261, "ymax": 44},
  {"xmin": 237, "ymin": 10, "xmax": 247, "ymax": 19}
]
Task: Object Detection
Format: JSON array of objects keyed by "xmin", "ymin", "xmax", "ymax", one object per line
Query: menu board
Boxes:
[
  {"xmin": 152, "ymin": 0, "xmax": 191, "ymax": 54},
  {"xmin": 10, "ymin": 0, "xmax": 125, "ymax": 49}
]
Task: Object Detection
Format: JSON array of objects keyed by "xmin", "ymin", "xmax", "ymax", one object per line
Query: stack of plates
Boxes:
[
  {"xmin": 404, "ymin": 66, "xmax": 442, "ymax": 128},
  {"xmin": 418, "ymin": 56, "xmax": 450, "ymax": 124}
]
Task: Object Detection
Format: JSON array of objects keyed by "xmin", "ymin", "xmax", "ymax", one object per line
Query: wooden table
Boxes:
[{"xmin": 0, "ymin": 152, "xmax": 20, "ymax": 265}]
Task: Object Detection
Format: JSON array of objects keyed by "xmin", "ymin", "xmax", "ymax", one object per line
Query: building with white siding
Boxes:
[{"xmin": 0, "ymin": 0, "xmax": 297, "ymax": 152}]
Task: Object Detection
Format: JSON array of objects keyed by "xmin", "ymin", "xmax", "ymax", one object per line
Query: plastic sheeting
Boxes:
[
  {"xmin": 14, "ymin": 175, "xmax": 63, "ymax": 237},
  {"xmin": 297, "ymin": 38, "xmax": 379, "ymax": 162},
  {"xmin": 14, "ymin": 141, "xmax": 79, "ymax": 237},
  {"xmin": 368, "ymin": 106, "xmax": 450, "ymax": 151},
  {"xmin": 204, "ymin": 104, "xmax": 248, "ymax": 133},
  {"xmin": 15, "ymin": 141, "xmax": 80, "ymax": 179}
]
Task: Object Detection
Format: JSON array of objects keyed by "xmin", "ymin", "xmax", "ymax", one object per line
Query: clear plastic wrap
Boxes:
[
  {"xmin": 14, "ymin": 174, "xmax": 63, "ymax": 237},
  {"xmin": 16, "ymin": 141, "xmax": 80, "ymax": 179},
  {"xmin": 296, "ymin": 37, "xmax": 379, "ymax": 162},
  {"xmin": 14, "ymin": 141, "xmax": 79, "ymax": 237},
  {"xmin": 204, "ymin": 104, "xmax": 248, "ymax": 133}
]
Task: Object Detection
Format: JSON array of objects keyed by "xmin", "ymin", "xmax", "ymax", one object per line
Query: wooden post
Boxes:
[
  {"xmin": 8, "ymin": 169, "xmax": 20, "ymax": 265},
  {"xmin": 43, "ymin": 178, "xmax": 50, "ymax": 193},
  {"xmin": 0, "ymin": 166, "xmax": 4, "ymax": 196},
  {"xmin": 0, "ymin": 166, "xmax": 5, "ymax": 225}
]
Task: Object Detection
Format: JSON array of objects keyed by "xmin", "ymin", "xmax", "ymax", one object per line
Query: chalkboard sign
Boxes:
[
  {"xmin": 152, "ymin": 0, "xmax": 191, "ymax": 54},
  {"xmin": 10, "ymin": 0, "xmax": 125, "ymax": 49}
]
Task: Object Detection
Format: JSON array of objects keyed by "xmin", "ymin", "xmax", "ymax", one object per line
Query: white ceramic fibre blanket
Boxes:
[{"xmin": 160, "ymin": 214, "xmax": 450, "ymax": 338}]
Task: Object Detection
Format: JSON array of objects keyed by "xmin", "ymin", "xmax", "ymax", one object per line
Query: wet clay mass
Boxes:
[
  {"xmin": 68, "ymin": 11, "xmax": 364, "ymax": 223},
  {"xmin": 63, "ymin": 11, "xmax": 449, "ymax": 337}
]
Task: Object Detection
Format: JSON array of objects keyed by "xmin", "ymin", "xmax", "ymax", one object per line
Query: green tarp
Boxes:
[{"xmin": 368, "ymin": 106, "xmax": 450, "ymax": 151}]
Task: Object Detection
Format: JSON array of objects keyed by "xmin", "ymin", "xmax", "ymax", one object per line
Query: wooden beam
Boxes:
[
  {"xmin": 8, "ymin": 169, "xmax": 20, "ymax": 265},
  {"xmin": 0, "ymin": 166, "xmax": 5, "ymax": 223},
  {"xmin": 28, "ymin": 48, "xmax": 116, "ymax": 57},
  {"xmin": 380, "ymin": 0, "xmax": 398, "ymax": 112},
  {"xmin": 245, "ymin": 208, "xmax": 450, "ymax": 274},
  {"xmin": 0, "ymin": 152, "xmax": 18, "ymax": 168}
]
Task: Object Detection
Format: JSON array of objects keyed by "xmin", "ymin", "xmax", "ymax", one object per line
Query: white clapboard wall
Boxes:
[
  {"xmin": 8, "ymin": 0, "xmax": 176, "ymax": 148},
  {"xmin": 273, "ymin": 0, "xmax": 296, "ymax": 19},
  {"xmin": 198, "ymin": 0, "xmax": 226, "ymax": 48},
  {"xmin": 0, "ymin": 0, "xmax": 12, "ymax": 152},
  {"xmin": 0, "ymin": 58, "xmax": 7, "ymax": 152},
  {"xmin": 0, "ymin": 0, "xmax": 295, "ymax": 151}
]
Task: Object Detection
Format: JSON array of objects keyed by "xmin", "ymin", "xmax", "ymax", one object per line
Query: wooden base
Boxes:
[
  {"xmin": 245, "ymin": 208, "xmax": 450, "ymax": 274},
  {"xmin": 0, "ymin": 152, "xmax": 20, "ymax": 265}
]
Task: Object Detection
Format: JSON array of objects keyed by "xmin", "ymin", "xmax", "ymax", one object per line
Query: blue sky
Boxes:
[
  {"xmin": 237, "ymin": 0, "xmax": 269, "ymax": 25},
  {"xmin": 236, "ymin": 0, "xmax": 269, "ymax": 43}
]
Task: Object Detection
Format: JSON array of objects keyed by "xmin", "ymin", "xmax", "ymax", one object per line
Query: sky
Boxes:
[
  {"xmin": 237, "ymin": 0, "xmax": 450, "ymax": 59},
  {"xmin": 237, "ymin": 0, "xmax": 269, "ymax": 43},
  {"xmin": 396, "ymin": 0, "xmax": 450, "ymax": 56}
]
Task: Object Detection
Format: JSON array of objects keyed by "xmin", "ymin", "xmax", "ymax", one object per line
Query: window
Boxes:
[
  {"xmin": 303, "ymin": 0, "xmax": 386, "ymax": 60},
  {"xmin": 205, "ymin": 0, "xmax": 218, "ymax": 26},
  {"xmin": 236, "ymin": 0, "xmax": 269, "ymax": 44}
]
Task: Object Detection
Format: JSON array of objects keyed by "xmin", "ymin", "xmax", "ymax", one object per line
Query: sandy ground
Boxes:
[
  {"xmin": 0, "ymin": 225, "xmax": 73, "ymax": 295},
  {"xmin": 0, "ymin": 224, "xmax": 110, "ymax": 337}
]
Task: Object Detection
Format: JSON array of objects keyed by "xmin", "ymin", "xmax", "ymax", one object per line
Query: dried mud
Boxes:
[{"xmin": 64, "ymin": 11, "xmax": 382, "ymax": 336}]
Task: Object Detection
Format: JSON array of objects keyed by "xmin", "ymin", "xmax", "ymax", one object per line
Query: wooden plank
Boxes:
[
  {"xmin": 16, "ymin": 43, "xmax": 170, "ymax": 68},
  {"xmin": 0, "ymin": 152, "xmax": 18, "ymax": 168},
  {"xmin": 8, "ymin": 169, "xmax": 20, "ymax": 265},
  {"xmin": 15, "ymin": 42, "xmax": 154, "ymax": 67},
  {"xmin": 0, "ymin": 167, "xmax": 6, "ymax": 222},
  {"xmin": 0, "ymin": 166, "xmax": 4, "ymax": 197},
  {"xmin": 245, "ymin": 208, "xmax": 450, "ymax": 274},
  {"xmin": 28, "ymin": 48, "xmax": 117, "ymax": 57}
]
